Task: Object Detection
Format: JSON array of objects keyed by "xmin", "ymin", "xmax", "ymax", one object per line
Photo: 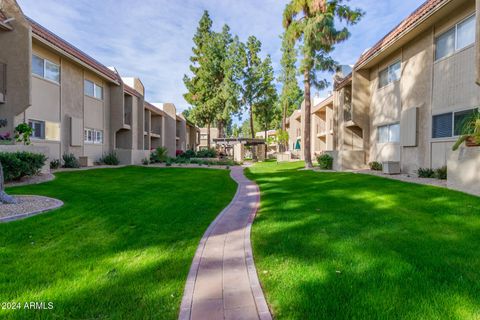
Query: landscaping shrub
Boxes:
[
  {"xmin": 62, "ymin": 153, "xmax": 80, "ymax": 168},
  {"xmin": 317, "ymin": 153, "xmax": 333, "ymax": 170},
  {"xmin": 435, "ymin": 166, "xmax": 447, "ymax": 180},
  {"xmin": 417, "ymin": 167, "xmax": 435, "ymax": 178},
  {"xmin": 99, "ymin": 151, "xmax": 120, "ymax": 165},
  {"xmin": 179, "ymin": 149, "xmax": 196, "ymax": 159},
  {"xmin": 369, "ymin": 161, "xmax": 383, "ymax": 171},
  {"xmin": 0, "ymin": 151, "xmax": 47, "ymax": 181},
  {"xmin": 50, "ymin": 159, "xmax": 61, "ymax": 170},
  {"xmin": 196, "ymin": 148, "xmax": 217, "ymax": 158},
  {"xmin": 150, "ymin": 147, "xmax": 169, "ymax": 163},
  {"xmin": 142, "ymin": 158, "xmax": 150, "ymax": 165},
  {"xmin": 176, "ymin": 150, "xmax": 184, "ymax": 157}
]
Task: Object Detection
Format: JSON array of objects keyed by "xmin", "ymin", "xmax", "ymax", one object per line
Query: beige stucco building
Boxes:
[
  {"xmin": 286, "ymin": 0, "xmax": 480, "ymax": 194},
  {"xmin": 199, "ymin": 127, "xmax": 219, "ymax": 150},
  {"xmin": 0, "ymin": 0, "xmax": 198, "ymax": 165}
]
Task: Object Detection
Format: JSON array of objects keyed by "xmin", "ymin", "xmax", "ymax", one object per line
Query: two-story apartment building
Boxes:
[
  {"xmin": 287, "ymin": 0, "xmax": 479, "ymax": 194},
  {"xmin": 0, "ymin": 0, "xmax": 198, "ymax": 164}
]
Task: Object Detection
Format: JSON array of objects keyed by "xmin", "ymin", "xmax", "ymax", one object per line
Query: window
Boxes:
[
  {"xmin": 377, "ymin": 123, "xmax": 400, "ymax": 143},
  {"xmin": 31, "ymin": 55, "xmax": 60, "ymax": 83},
  {"xmin": 84, "ymin": 80, "xmax": 103, "ymax": 99},
  {"xmin": 28, "ymin": 120, "xmax": 45, "ymax": 139},
  {"xmin": 435, "ymin": 15, "xmax": 476, "ymax": 60},
  {"xmin": 378, "ymin": 61, "xmax": 401, "ymax": 88},
  {"xmin": 84, "ymin": 128, "xmax": 103, "ymax": 144},
  {"xmin": 432, "ymin": 109, "xmax": 476, "ymax": 138}
]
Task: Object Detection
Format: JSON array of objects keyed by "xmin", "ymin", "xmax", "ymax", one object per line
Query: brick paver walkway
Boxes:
[{"xmin": 179, "ymin": 166, "xmax": 271, "ymax": 320}]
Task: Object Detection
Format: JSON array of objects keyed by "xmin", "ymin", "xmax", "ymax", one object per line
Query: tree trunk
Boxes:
[
  {"xmin": 0, "ymin": 162, "xmax": 16, "ymax": 204},
  {"xmin": 264, "ymin": 129, "xmax": 268, "ymax": 159},
  {"xmin": 207, "ymin": 122, "xmax": 211, "ymax": 149},
  {"xmin": 250, "ymin": 106, "xmax": 257, "ymax": 161},
  {"xmin": 281, "ymin": 100, "xmax": 288, "ymax": 152},
  {"xmin": 303, "ymin": 70, "xmax": 313, "ymax": 168},
  {"xmin": 218, "ymin": 120, "xmax": 225, "ymax": 138}
]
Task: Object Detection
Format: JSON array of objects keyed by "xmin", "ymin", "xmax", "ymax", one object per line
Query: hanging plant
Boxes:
[{"xmin": 14, "ymin": 123, "xmax": 33, "ymax": 145}]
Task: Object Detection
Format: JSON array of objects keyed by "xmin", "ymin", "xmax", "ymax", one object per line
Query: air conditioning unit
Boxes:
[
  {"xmin": 382, "ymin": 161, "xmax": 401, "ymax": 175},
  {"xmin": 0, "ymin": 92, "xmax": 4, "ymax": 104}
]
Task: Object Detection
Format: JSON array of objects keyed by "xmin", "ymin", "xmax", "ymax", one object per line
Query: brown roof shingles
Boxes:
[
  {"xmin": 355, "ymin": 0, "xmax": 446, "ymax": 68},
  {"xmin": 27, "ymin": 17, "xmax": 119, "ymax": 83}
]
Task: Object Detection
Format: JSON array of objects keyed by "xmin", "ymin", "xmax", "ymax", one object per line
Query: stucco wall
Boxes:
[
  {"xmin": 161, "ymin": 103, "xmax": 177, "ymax": 157},
  {"xmin": 448, "ymin": 146, "xmax": 480, "ymax": 196},
  {"xmin": 0, "ymin": 0, "xmax": 31, "ymax": 134}
]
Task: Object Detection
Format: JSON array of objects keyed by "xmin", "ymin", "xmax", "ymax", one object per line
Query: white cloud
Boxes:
[{"xmin": 17, "ymin": 0, "xmax": 422, "ymax": 112}]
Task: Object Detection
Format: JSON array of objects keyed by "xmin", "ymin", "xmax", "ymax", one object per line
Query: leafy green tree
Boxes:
[
  {"xmin": 183, "ymin": 11, "xmax": 217, "ymax": 148},
  {"xmin": 278, "ymin": 35, "xmax": 303, "ymax": 134},
  {"xmin": 254, "ymin": 56, "xmax": 278, "ymax": 158},
  {"xmin": 283, "ymin": 0, "xmax": 363, "ymax": 167},
  {"xmin": 215, "ymin": 26, "xmax": 243, "ymax": 138},
  {"xmin": 240, "ymin": 36, "xmax": 269, "ymax": 139}
]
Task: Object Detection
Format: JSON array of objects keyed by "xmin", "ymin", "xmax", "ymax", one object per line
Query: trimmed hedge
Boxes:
[{"xmin": 0, "ymin": 151, "xmax": 47, "ymax": 181}]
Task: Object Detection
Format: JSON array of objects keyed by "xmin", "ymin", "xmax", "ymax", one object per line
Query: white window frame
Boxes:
[
  {"xmin": 32, "ymin": 54, "xmax": 60, "ymax": 84},
  {"xmin": 84, "ymin": 128, "xmax": 103, "ymax": 144},
  {"xmin": 378, "ymin": 60, "xmax": 401, "ymax": 88},
  {"xmin": 432, "ymin": 108, "xmax": 477, "ymax": 139},
  {"xmin": 377, "ymin": 123, "xmax": 400, "ymax": 143},
  {"xmin": 435, "ymin": 14, "xmax": 476, "ymax": 61},
  {"xmin": 84, "ymin": 79, "xmax": 103, "ymax": 100},
  {"xmin": 28, "ymin": 119, "xmax": 45, "ymax": 140}
]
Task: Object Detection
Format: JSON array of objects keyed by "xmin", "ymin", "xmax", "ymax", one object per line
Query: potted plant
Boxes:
[{"xmin": 452, "ymin": 109, "xmax": 480, "ymax": 151}]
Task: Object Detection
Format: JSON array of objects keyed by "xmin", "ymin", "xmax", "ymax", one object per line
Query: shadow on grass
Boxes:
[
  {"xmin": 246, "ymin": 162, "xmax": 480, "ymax": 320},
  {"xmin": 0, "ymin": 166, "xmax": 237, "ymax": 320}
]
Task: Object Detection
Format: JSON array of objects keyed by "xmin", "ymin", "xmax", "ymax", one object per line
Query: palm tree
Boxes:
[{"xmin": 283, "ymin": 0, "xmax": 363, "ymax": 168}]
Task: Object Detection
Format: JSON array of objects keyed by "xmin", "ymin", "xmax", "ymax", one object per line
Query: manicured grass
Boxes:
[
  {"xmin": 246, "ymin": 161, "xmax": 480, "ymax": 320},
  {"xmin": 0, "ymin": 166, "xmax": 236, "ymax": 319}
]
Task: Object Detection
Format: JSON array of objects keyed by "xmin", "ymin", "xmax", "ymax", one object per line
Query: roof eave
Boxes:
[
  {"xmin": 355, "ymin": 0, "xmax": 452, "ymax": 70},
  {"xmin": 32, "ymin": 34, "xmax": 120, "ymax": 85}
]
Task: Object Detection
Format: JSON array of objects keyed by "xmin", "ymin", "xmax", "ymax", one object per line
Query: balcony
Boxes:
[{"xmin": 124, "ymin": 112, "xmax": 132, "ymax": 127}]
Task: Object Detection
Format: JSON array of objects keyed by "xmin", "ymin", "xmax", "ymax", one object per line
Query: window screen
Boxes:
[
  {"xmin": 32, "ymin": 55, "xmax": 44, "ymax": 77},
  {"xmin": 432, "ymin": 113, "xmax": 453, "ymax": 138},
  {"xmin": 456, "ymin": 15, "xmax": 475, "ymax": 50},
  {"xmin": 435, "ymin": 28, "xmax": 455, "ymax": 60},
  {"xmin": 454, "ymin": 109, "xmax": 475, "ymax": 136},
  {"xmin": 84, "ymin": 80, "xmax": 95, "ymax": 97}
]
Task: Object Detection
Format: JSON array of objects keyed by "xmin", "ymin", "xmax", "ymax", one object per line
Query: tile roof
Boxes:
[
  {"xmin": 27, "ymin": 17, "xmax": 119, "ymax": 83},
  {"xmin": 355, "ymin": 0, "xmax": 447, "ymax": 68}
]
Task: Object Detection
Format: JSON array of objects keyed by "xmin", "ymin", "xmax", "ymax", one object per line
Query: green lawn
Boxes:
[
  {"xmin": 246, "ymin": 161, "xmax": 480, "ymax": 320},
  {"xmin": 0, "ymin": 166, "xmax": 236, "ymax": 320}
]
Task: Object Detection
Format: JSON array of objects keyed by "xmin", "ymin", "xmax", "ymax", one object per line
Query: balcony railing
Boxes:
[
  {"xmin": 124, "ymin": 112, "xmax": 132, "ymax": 126},
  {"xmin": 344, "ymin": 103, "xmax": 352, "ymax": 122}
]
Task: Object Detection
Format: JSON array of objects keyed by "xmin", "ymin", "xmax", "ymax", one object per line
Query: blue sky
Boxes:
[{"xmin": 18, "ymin": 0, "xmax": 423, "ymax": 114}]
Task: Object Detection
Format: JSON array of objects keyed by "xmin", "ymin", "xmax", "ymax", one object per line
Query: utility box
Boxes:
[
  {"xmin": 79, "ymin": 156, "xmax": 93, "ymax": 167},
  {"xmin": 382, "ymin": 161, "xmax": 401, "ymax": 175}
]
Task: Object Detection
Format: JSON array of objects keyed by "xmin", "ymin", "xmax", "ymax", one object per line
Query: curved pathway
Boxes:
[{"xmin": 179, "ymin": 166, "xmax": 271, "ymax": 320}]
